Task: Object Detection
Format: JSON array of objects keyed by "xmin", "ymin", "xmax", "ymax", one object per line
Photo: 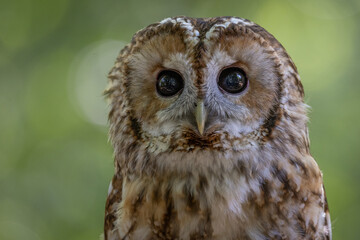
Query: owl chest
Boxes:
[{"xmin": 115, "ymin": 175, "xmax": 264, "ymax": 240}]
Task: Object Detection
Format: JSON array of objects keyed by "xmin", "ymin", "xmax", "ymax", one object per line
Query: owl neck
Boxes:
[
  {"xmin": 116, "ymin": 115, "xmax": 310, "ymax": 180},
  {"xmin": 116, "ymin": 121, "xmax": 310, "ymax": 182},
  {"xmin": 115, "ymin": 127, "xmax": 317, "ymax": 237}
]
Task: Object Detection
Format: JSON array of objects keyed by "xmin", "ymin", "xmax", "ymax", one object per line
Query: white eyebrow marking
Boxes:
[
  {"xmin": 205, "ymin": 17, "xmax": 254, "ymax": 43},
  {"xmin": 159, "ymin": 17, "xmax": 200, "ymax": 46}
]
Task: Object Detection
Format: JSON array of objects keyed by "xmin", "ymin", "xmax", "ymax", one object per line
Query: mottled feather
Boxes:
[{"xmin": 104, "ymin": 16, "xmax": 331, "ymax": 240}]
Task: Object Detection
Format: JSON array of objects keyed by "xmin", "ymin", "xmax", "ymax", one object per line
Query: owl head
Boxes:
[{"xmin": 106, "ymin": 17, "xmax": 308, "ymax": 175}]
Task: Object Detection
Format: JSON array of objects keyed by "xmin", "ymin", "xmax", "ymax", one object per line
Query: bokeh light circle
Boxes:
[{"xmin": 68, "ymin": 40, "xmax": 125, "ymax": 126}]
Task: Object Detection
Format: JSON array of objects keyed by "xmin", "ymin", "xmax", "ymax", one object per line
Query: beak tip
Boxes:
[
  {"xmin": 195, "ymin": 99, "xmax": 206, "ymax": 136},
  {"xmin": 198, "ymin": 128, "xmax": 204, "ymax": 136}
]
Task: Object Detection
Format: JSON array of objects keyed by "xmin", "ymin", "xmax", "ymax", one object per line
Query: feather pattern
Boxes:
[{"xmin": 104, "ymin": 16, "xmax": 331, "ymax": 240}]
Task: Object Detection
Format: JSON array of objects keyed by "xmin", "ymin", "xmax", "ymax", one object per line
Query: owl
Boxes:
[{"xmin": 103, "ymin": 17, "xmax": 331, "ymax": 240}]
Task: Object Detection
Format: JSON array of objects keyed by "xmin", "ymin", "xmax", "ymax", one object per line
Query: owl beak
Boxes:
[{"xmin": 195, "ymin": 99, "xmax": 207, "ymax": 135}]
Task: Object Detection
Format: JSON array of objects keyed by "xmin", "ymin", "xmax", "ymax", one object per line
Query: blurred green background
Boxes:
[{"xmin": 1, "ymin": 0, "xmax": 359, "ymax": 239}]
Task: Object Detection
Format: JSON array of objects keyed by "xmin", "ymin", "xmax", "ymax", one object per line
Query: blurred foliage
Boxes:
[{"xmin": 0, "ymin": 0, "xmax": 359, "ymax": 239}]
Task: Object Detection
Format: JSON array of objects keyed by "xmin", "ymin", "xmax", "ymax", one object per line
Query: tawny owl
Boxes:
[{"xmin": 104, "ymin": 16, "xmax": 331, "ymax": 240}]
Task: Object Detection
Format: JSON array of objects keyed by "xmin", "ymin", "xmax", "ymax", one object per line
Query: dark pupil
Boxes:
[
  {"xmin": 225, "ymin": 72, "xmax": 243, "ymax": 89},
  {"xmin": 157, "ymin": 71, "xmax": 183, "ymax": 96},
  {"xmin": 219, "ymin": 68, "xmax": 247, "ymax": 93}
]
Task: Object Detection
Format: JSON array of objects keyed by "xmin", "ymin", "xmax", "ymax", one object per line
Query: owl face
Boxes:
[
  {"xmin": 114, "ymin": 17, "xmax": 292, "ymax": 154},
  {"xmin": 107, "ymin": 17, "xmax": 306, "ymax": 172}
]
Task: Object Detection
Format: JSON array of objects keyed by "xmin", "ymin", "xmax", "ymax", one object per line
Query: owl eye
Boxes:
[
  {"xmin": 218, "ymin": 67, "xmax": 248, "ymax": 94},
  {"xmin": 156, "ymin": 70, "xmax": 184, "ymax": 97}
]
